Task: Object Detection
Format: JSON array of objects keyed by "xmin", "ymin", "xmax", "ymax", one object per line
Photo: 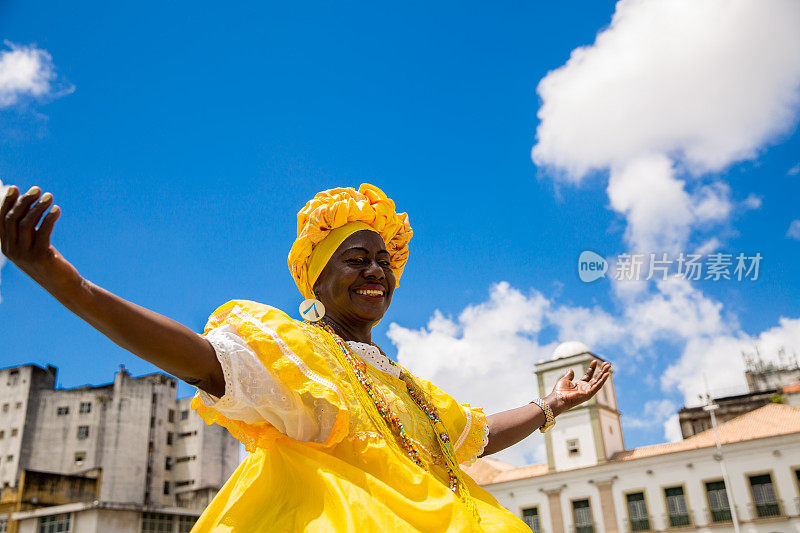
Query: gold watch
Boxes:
[{"xmin": 531, "ymin": 398, "xmax": 556, "ymax": 433}]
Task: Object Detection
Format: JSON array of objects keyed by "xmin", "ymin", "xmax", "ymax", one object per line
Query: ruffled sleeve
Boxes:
[
  {"xmin": 190, "ymin": 300, "xmax": 349, "ymax": 451},
  {"xmin": 414, "ymin": 378, "xmax": 489, "ymax": 466}
]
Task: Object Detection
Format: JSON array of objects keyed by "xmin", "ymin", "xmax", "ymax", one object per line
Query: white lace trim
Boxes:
[
  {"xmin": 231, "ymin": 305, "xmax": 343, "ymax": 402},
  {"xmin": 461, "ymin": 424, "xmax": 490, "ymax": 467},
  {"xmin": 346, "ymin": 341, "xmax": 401, "ymax": 378},
  {"xmin": 453, "ymin": 405, "xmax": 472, "ymax": 453},
  {"xmin": 195, "ymin": 309, "xmax": 342, "ymax": 443}
]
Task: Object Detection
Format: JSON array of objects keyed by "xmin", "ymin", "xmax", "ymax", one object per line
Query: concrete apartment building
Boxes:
[
  {"xmin": 0, "ymin": 364, "xmax": 239, "ymax": 533},
  {"xmin": 465, "ymin": 342, "xmax": 800, "ymax": 533}
]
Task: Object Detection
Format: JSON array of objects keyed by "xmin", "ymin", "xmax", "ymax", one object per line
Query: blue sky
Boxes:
[{"xmin": 2, "ymin": 1, "xmax": 799, "ymax": 465}]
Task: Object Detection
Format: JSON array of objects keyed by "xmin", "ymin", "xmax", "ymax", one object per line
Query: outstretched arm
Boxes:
[
  {"xmin": 480, "ymin": 360, "xmax": 612, "ymax": 456},
  {"xmin": 1, "ymin": 185, "xmax": 225, "ymax": 397}
]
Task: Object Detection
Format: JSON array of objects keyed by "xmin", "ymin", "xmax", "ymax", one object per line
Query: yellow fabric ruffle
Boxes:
[
  {"xmin": 288, "ymin": 183, "xmax": 412, "ymax": 299},
  {"xmin": 190, "ymin": 300, "xmax": 530, "ymax": 532}
]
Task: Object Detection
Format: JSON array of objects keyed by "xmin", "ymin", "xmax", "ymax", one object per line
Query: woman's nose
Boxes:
[{"xmin": 363, "ymin": 259, "xmax": 384, "ymax": 279}]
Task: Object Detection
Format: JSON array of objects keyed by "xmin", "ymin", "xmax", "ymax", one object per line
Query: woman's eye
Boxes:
[
  {"xmin": 379, "ymin": 260, "xmax": 391, "ymax": 267},
  {"xmin": 346, "ymin": 258, "xmax": 367, "ymax": 264}
]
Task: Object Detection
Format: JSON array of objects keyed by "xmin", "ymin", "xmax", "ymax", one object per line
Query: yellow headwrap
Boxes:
[{"xmin": 288, "ymin": 184, "xmax": 412, "ymax": 299}]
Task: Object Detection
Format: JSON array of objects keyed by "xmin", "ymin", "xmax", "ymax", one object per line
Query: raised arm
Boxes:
[
  {"xmin": 480, "ymin": 360, "xmax": 611, "ymax": 456},
  {"xmin": 0, "ymin": 185, "xmax": 225, "ymax": 397}
]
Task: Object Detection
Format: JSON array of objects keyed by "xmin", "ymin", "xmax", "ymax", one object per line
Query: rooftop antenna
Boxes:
[{"xmin": 702, "ymin": 374, "xmax": 741, "ymax": 533}]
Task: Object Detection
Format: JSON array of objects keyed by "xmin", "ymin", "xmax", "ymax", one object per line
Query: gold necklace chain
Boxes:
[{"xmin": 309, "ymin": 321, "xmax": 478, "ymax": 518}]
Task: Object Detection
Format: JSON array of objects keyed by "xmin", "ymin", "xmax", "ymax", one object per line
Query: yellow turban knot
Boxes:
[{"xmin": 288, "ymin": 183, "xmax": 413, "ymax": 299}]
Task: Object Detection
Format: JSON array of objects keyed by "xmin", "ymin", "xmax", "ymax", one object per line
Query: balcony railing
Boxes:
[
  {"xmin": 624, "ymin": 517, "xmax": 652, "ymax": 531},
  {"xmin": 749, "ymin": 499, "xmax": 783, "ymax": 519},
  {"xmin": 663, "ymin": 512, "xmax": 692, "ymax": 528},
  {"xmin": 570, "ymin": 523, "xmax": 595, "ymax": 533},
  {"xmin": 706, "ymin": 507, "xmax": 732, "ymax": 523}
]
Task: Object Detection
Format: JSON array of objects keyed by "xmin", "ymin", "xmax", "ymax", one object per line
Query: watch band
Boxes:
[{"xmin": 531, "ymin": 398, "xmax": 556, "ymax": 433}]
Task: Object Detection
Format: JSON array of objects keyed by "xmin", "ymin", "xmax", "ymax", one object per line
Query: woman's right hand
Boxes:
[
  {"xmin": 1, "ymin": 183, "xmax": 225, "ymax": 396},
  {"xmin": 0, "ymin": 185, "xmax": 82, "ymax": 296}
]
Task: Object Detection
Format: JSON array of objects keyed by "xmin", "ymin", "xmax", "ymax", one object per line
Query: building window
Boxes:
[
  {"xmin": 79, "ymin": 402, "xmax": 91, "ymax": 414},
  {"xmin": 175, "ymin": 456, "xmax": 196, "ymax": 464},
  {"xmin": 141, "ymin": 512, "xmax": 173, "ymax": 533},
  {"xmin": 664, "ymin": 486, "xmax": 691, "ymax": 527},
  {"xmin": 56, "ymin": 406, "xmax": 69, "ymax": 416},
  {"xmin": 74, "ymin": 452, "xmax": 86, "ymax": 465},
  {"xmin": 168, "ymin": 410, "xmax": 175, "ymax": 423},
  {"xmin": 567, "ymin": 438, "xmax": 580, "ymax": 457},
  {"xmin": 6, "ymin": 455, "xmax": 13, "ymax": 462},
  {"xmin": 165, "ymin": 457, "xmax": 173, "ymax": 471},
  {"xmin": 0, "ymin": 517, "xmax": 7, "ymax": 532},
  {"xmin": 178, "ymin": 431, "xmax": 197, "ymax": 439},
  {"xmin": 15, "ymin": 402, "xmax": 22, "ymax": 410},
  {"xmin": 77, "ymin": 426, "xmax": 90, "ymax": 440},
  {"xmin": 749, "ymin": 473, "xmax": 781, "ymax": 518},
  {"xmin": 521, "ymin": 507, "xmax": 540, "ymax": 533},
  {"xmin": 175, "ymin": 480, "xmax": 195, "ymax": 488},
  {"xmin": 167, "ymin": 432, "xmax": 174, "ymax": 445},
  {"xmin": 705, "ymin": 480, "xmax": 732, "ymax": 523},
  {"xmin": 177, "ymin": 516, "xmax": 196, "ymax": 533},
  {"xmin": 625, "ymin": 492, "xmax": 650, "ymax": 531},
  {"xmin": 572, "ymin": 499, "xmax": 594, "ymax": 533},
  {"xmin": 180, "ymin": 410, "xmax": 189, "ymax": 420},
  {"xmin": 163, "ymin": 481, "xmax": 170, "ymax": 495},
  {"xmin": 2, "ymin": 403, "xmax": 8, "ymax": 413},
  {"xmin": 8, "ymin": 370, "xmax": 19, "ymax": 386},
  {"xmin": 10, "ymin": 428, "xmax": 17, "ymax": 437},
  {"xmin": 0, "ymin": 430, "xmax": 4, "ymax": 439},
  {"xmin": 38, "ymin": 513, "xmax": 71, "ymax": 533}
]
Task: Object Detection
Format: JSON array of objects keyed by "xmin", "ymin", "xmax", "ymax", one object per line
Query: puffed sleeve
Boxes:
[
  {"xmin": 415, "ymin": 377, "xmax": 489, "ymax": 466},
  {"xmin": 190, "ymin": 300, "xmax": 349, "ymax": 451}
]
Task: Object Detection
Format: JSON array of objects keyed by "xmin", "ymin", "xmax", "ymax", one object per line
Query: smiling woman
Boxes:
[{"xmin": 0, "ymin": 182, "xmax": 611, "ymax": 532}]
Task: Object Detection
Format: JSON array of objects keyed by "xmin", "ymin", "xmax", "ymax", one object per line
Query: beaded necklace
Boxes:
[{"xmin": 311, "ymin": 320, "xmax": 477, "ymax": 517}]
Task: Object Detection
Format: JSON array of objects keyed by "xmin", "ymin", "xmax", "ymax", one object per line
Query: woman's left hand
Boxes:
[{"xmin": 548, "ymin": 360, "xmax": 612, "ymax": 415}]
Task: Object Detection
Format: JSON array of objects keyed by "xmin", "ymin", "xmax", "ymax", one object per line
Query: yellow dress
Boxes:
[{"xmin": 190, "ymin": 300, "xmax": 530, "ymax": 532}]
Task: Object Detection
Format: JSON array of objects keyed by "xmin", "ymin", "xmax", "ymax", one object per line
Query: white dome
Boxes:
[{"xmin": 552, "ymin": 341, "xmax": 591, "ymax": 360}]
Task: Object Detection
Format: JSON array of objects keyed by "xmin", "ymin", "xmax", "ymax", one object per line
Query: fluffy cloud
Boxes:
[
  {"xmin": 0, "ymin": 42, "xmax": 66, "ymax": 108},
  {"xmin": 532, "ymin": 0, "xmax": 800, "ymax": 251},
  {"xmin": 388, "ymin": 280, "xmax": 797, "ymax": 465},
  {"xmin": 787, "ymin": 220, "xmax": 800, "ymax": 240},
  {"xmin": 662, "ymin": 317, "xmax": 800, "ymax": 405},
  {"xmin": 624, "ymin": 399, "xmax": 677, "ymax": 429},
  {"xmin": 388, "ymin": 283, "xmax": 554, "ymax": 465}
]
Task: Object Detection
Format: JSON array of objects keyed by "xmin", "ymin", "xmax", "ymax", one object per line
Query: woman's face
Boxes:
[{"xmin": 313, "ymin": 230, "xmax": 395, "ymax": 326}]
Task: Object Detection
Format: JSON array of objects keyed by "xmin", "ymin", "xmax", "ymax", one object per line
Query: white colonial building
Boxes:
[{"xmin": 465, "ymin": 343, "xmax": 800, "ymax": 533}]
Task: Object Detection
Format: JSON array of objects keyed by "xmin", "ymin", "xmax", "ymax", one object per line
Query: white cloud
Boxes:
[
  {"xmin": 0, "ymin": 42, "xmax": 67, "ymax": 108},
  {"xmin": 624, "ymin": 399, "xmax": 677, "ymax": 429},
  {"xmin": 387, "ymin": 283, "xmax": 553, "ymax": 465},
  {"xmin": 742, "ymin": 194, "xmax": 762, "ymax": 211},
  {"xmin": 787, "ymin": 220, "xmax": 800, "ymax": 240},
  {"xmin": 788, "ymin": 163, "xmax": 800, "ymax": 176},
  {"xmin": 606, "ymin": 155, "xmax": 693, "ymax": 252},
  {"xmin": 663, "ymin": 414, "xmax": 683, "ymax": 443},
  {"xmin": 388, "ymin": 278, "xmax": 800, "ymax": 465},
  {"xmin": 532, "ymin": 0, "xmax": 800, "ymax": 251},
  {"xmin": 662, "ymin": 317, "xmax": 800, "ymax": 405},
  {"xmin": 623, "ymin": 277, "xmax": 732, "ymax": 349}
]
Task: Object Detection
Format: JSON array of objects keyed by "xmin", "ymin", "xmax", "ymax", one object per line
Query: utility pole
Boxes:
[{"xmin": 701, "ymin": 376, "xmax": 741, "ymax": 533}]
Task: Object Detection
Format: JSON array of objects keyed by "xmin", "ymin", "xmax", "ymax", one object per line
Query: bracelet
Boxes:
[{"xmin": 531, "ymin": 398, "xmax": 556, "ymax": 433}]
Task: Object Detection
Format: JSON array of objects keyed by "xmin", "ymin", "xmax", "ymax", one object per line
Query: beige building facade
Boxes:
[{"xmin": 466, "ymin": 343, "xmax": 800, "ymax": 533}]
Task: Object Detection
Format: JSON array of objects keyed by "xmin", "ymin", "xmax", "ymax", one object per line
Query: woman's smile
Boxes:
[{"xmin": 353, "ymin": 284, "xmax": 386, "ymax": 300}]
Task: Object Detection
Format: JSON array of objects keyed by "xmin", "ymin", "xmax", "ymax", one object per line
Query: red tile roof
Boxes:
[{"xmin": 465, "ymin": 403, "xmax": 800, "ymax": 485}]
